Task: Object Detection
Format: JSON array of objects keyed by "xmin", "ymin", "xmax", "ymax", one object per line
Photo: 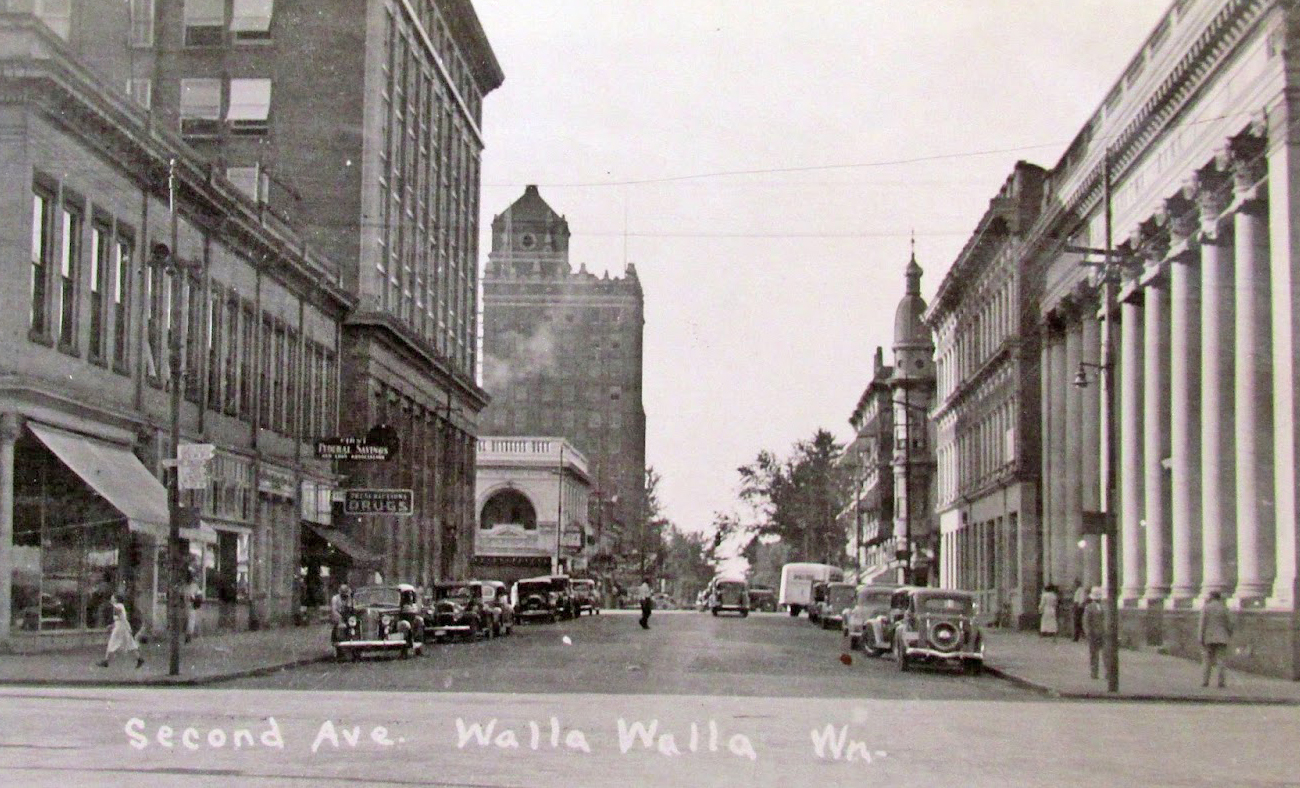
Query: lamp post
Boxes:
[{"xmin": 555, "ymin": 444, "xmax": 564, "ymax": 575}]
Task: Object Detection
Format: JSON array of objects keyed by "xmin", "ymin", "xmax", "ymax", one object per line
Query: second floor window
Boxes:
[
  {"xmin": 30, "ymin": 189, "xmax": 52, "ymax": 334},
  {"xmin": 89, "ymin": 222, "xmax": 111, "ymax": 362},
  {"xmin": 113, "ymin": 237, "xmax": 131, "ymax": 368},
  {"xmin": 56, "ymin": 202, "xmax": 82, "ymax": 349}
]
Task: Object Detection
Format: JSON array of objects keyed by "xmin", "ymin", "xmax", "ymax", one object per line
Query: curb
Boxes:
[
  {"xmin": 984, "ymin": 665, "xmax": 1300, "ymax": 706},
  {"xmin": 0, "ymin": 653, "xmax": 333, "ymax": 689}
]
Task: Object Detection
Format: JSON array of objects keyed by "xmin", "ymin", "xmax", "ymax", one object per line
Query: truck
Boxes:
[{"xmin": 778, "ymin": 563, "xmax": 844, "ymax": 617}]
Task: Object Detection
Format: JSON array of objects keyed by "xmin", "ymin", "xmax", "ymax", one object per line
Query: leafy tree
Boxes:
[
  {"xmin": 742, "ymin": 537, "xmax": 791, "ymax": 589},
  {"xmin": 659, "ymin": 525, "xmax": 714, "ymax": 602},
  {"xmin": 736, "ymin": 428, "xmax": 850, "ymax": 565}
]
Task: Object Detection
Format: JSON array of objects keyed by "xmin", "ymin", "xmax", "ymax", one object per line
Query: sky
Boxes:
[{"xmin": 471, "ymin": 1, "xmax": 1171, "ymax": 547}]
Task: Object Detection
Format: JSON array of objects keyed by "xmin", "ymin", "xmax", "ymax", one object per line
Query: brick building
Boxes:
[
  {"xmin": 0, "ymin": 15, "xmax": 353, "ymax": 647},
  {"xmin": 480, "ymin": 186, "xmax": 646, "ymax": 559},
  {"xmin": 841, "ymin": 348, "xmax": 895, "ymax": 583}
]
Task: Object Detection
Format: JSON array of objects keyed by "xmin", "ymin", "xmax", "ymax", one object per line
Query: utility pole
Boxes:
[{"xmin": 555, "ymin": 444, "xmax": 564, "ymax": 575}]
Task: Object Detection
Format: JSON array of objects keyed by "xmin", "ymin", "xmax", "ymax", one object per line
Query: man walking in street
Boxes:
[
  {"xmin": 1082, "ymin": 587, "xmax": 1105, "ymax": 679},
  {"xmin": 637, "ymin": 579, "xmax": 653, "ymax": 630},
  {"xmin": 1198, "ymin": 591, "xmax": 1234, "ymax": 688}
]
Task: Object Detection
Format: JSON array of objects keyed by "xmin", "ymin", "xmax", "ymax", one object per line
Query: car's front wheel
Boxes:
[
  {"xmin": 964, "ymin": 659, "xmax": 982, "ymax": 676},
  {"xmin": 848, "ymin": 634, "xmax": 861, "ymax": 650},
  {"xmin": 896, "ymin": 638, "xmax": 909, "ymax": 672}
]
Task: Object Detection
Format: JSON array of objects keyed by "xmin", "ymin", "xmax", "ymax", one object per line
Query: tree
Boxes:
[
  {"xmin": 743, "ymin": 537, "xmax": 791, "ymax": 589},
  {"xmin": 640, "ymin": 466, "xmax": 672, "ymax": 574},
  {"xmin": 659, "ymin": 525, "xmax": 714, "ymax": 602},
  {"xmin": 736, "ymin": 428, "xmax": 850, "ymax": 565}
]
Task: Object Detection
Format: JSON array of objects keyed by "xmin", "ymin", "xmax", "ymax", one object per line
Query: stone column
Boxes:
[
  {"xmin": 1049, "ymin": 324, "xmax": 1069, "ymax": 586},
  {"xmin": 1166, "ymin": 200, "xmax": 1202, "ymax": 606},
  {"xmin": 1064, "ymin": 318, "xmax": 1083, "ymax": 586},
  {"xmin": 1194, "ymin": 171, "xmax": 1236, "ymax": 599},
  {"xmin": 1039, "ymin": 333, "xmax": 1053, "ymax": 588},
  {"xmin": 1142, "ymin": 274, "xmax": 1171, "ymax": 604},
  {"xmin": 0, "ymin": 413, "xmax": 19, "ymax": 639},
  {"xmin": 1080, "ymin": 314, "xmax": 1102, "ymax": 588},
  {"xmin": 1119, "ymin": 297, "xmax": 1146, "ymax": 602},
  {"xmin": 1229, "ymin": 137, "xmax": 1275, "ymax": 604}
]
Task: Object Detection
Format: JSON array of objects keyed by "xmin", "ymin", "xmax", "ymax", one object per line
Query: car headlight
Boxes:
[{"xmin": 347, "ymin": 616, "xmax": 358, "ymax": 627}]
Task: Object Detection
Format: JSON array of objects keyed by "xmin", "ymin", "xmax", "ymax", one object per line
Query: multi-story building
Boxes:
[
  {"xmin": 890, "ymin": 254, "xmax": 938, "ymax": 585},
  {"xmin": 473, "ymin": 437, "xmax": 591, "ymax": 583},
  {"xmin": 37, "ymin": 0, "xmax": 506, "ymax": 585},
  {"xmin": 926, "ymin": 162, "xmax": 1046, "ymax": 627},
  {"xmin": 0, "ymin": 15, "xmax": 353, "ymax": 646},
  {"xmin": 841, "ymin": 348, "xmax": 895, "ymax": 583},
  {"xmin": 480, "ymin": 186, "xmax": 646, "ymax": 557},
  {"xmin": 1029, "ymin": 0, "xmax": 1300, "ymax": 678}
]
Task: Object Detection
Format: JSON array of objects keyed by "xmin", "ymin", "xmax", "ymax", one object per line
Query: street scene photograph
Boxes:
[{"xmin": 1, "ymin": 0, "xmax": 1299, "ymax": 786}]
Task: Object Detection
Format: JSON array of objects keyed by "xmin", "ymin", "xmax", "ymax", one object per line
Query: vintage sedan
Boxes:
[
  {"xmin": 710, "ymin": 578, "xmax": 749, "ymax": 617},
  {"xmin": 515, "ymin": 576, "xmax": 561, "ymax": 623},
  {"xmin": 481, "ymin": 580, "xmax": 515, "ymax": 636},
  {"xmin": 807, "ymin": 581, "xmax": 829, "ymax": 624},
  {"xmin": 893, "ymin": 588, "xmax": 984, "ymax": 674},
  {"xmin": 817, "ymin": 582, "xmax": 859, "ymax": 631},
  {"xmin": 571, "ymin": 578, "xmax": 599, "ymax": 615},
  {"xmin": 425, "ymin": 581, "xmax": 491, "ymax": 642},
  {"xmin": 845, "ymin": 585, "xmax": 902, "ymax": 653},
  {"xmin": 331, "ymin": 584, "xmax": 425, "ymax": 661},
  {"xmin": 748, "ymin": 587, "xmax": 777, "ymax": 612}
]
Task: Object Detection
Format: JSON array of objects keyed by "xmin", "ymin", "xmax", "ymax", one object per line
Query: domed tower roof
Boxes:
[{"xmin": 893, "ymin": 250, "xmax": 930, "ymax": 348}]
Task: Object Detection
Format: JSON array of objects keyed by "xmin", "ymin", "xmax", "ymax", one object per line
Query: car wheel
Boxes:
[
  {"xmin": 335, "ymin": 646, "xmax": 345, "ymax": 662},
  {"xmin": 350, "ymin": 649, "xmax": 360, "ymax": 663},
  {"xmin": 964, "ymin": 659, "xmax": 983, "ymax": 676},
  {"xmin": 788, "ymin": 605, "xmax": 800, "ymax": 617},
  {"xmin": 848, "ymin": 634, "xmax": 861, "ymax": 650},
  {"xmin": 712, "ymin": 608, "xmax": 719, "ymax": 617},
  {"xmin": 400, "ymin": 646, "xmax": 410, "ymax": 660},
  {"xmin": 741, "ymin": 609, "xmax": 749, "ymax": 618},
  {"xmin": 896, "ymin": 638, "xmax": 909, "ymax": 672}
]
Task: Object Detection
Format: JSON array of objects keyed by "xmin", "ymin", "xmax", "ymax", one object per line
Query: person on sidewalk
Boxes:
[
  {"xmin": 183, "ymin": 573, "xmax": 202, "ymax": 644},
  {"xmin": 1082, "ymin": 587, "xmax": 1105, "ymax": 679},
  {"xmin": 637, "ymin": 579, "xmax": 653, "ymax": 630},
  {"xmin": 98, "ymin": 593, "xmax": 144, "ymax": 669},
  {"xmin": 329, "ymin": 584, "xmax": 352, "ymax": 626},
  {"xmin": 1070, "ymin": 579, "xmax": 1086, "ymax": 642},
  {"xmin": 1038, "ymin": 584, "xmax": 1059, "ymax": 638},
  {"xmin": 1198, "ymin": 591, "xmax": 1233, "ymax": 689}
]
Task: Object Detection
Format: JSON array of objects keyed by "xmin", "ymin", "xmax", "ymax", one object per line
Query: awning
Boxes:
[
  {"xmin": 303, "ymin": 523, "xmax": 381, "ymax": 565},
  {"xmin": 28, "ymin": 423, "xmax": 171, "ymax": 540}
]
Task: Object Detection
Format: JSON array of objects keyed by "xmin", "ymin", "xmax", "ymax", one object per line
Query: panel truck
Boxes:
[{"xmin": 778, "ymin": 563, "xmax": 844, "ymax": 617}]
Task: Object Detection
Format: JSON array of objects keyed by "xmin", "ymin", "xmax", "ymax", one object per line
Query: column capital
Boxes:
[
  {"xmin": 1217, "ymin": 131, "xmax": 1267, "ymax": 205},
  {"xmin": 1159, "ymin": 193, "xmax": 1199, "ymax": 263},
  {"xmin": 1184, "ymin": 163, "xmax": 1231, "ymax": 242},
  {"xmin": 0, "ymin": 413, "xmax": 20, "ymax": 444}
]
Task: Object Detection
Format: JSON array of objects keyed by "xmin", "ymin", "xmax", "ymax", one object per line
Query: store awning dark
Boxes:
[{"xmin": 303, "ymin": 523, "xmax": 382, "ymax": 565}]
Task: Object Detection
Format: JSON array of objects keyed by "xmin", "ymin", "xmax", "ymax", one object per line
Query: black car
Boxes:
[
  {"xmin": 332, "ymin": 584, "xmax": 425, "ymax": 661},
  {"xmin": 515, "ymin": 576, "xmax": 560, "ymax": 623},
  {"xmin": 425, "ymin": 581, "xmax": 491, "ymax": 642},
  {"xmin": 748, "ymin": 587, "xmax": 777, "ymax": 612},
  {"xmin": 571, "ymin": 578, "xmax": 599, "ymax": 615}
]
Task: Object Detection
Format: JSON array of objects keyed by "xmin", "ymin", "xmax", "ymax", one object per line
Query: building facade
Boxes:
[
  {"xmin": 35, "ymin": 0, "xmax": 505, "ymax": 585},
  {"xmin": 925, "ymin": 163, "xmax": 1046, "ymax": 627},
  {"xmin": 473, "ymin": 437, "xmax": 591, "ymax": 584},
  {"xmin": 480, "ymin": 186, "xmax": 646, "ymax": 557},
  {"xmin": 1030, "ymin": 0, "xmax": 1300, "ymax": 677},
  {"xmin": 0, "ymin": 16, "xmax": 353, "ymax": 647},
  {"xmin": 841, "ymin": 348, "xmax": 895, "ymax": 583}
]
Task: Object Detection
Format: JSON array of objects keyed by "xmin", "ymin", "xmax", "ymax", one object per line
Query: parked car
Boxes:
[
  {"xmin": 331, "ymin": 584, "xmax": 424, "ymax": 661},
  {"xmin": 652, "ymin": 592, "xmax": 677, "ymax": 611},
  {"xmin": 893, "ymin": 588, "xmax": 984, "ymax": 674},
  {"xmin": 481, "ymin": 580, "xmax": 515, "ymax": 636},
  {"xmin": 748, "ymin": 587, "xmax": 776, "ymax": 612},
  {"xmin": 515, "ymin": 575, "xmax": 561, "ymax": 623},
  {"xmin": 807, "ymin": 581, "xmax": 829, "ymax": 624},
  {"xmin": 845, "ymin": 585, "xmax": 902, "ymax": 652},
  {"xmin": 818, "ymin": 582, "xmax": 859, "ymax": 630},
  {"xmin": 425, "ymin": 581, "xmax": 491, "ymax": 642},
  {"xmin": 571, "ymin": 578, "xmax": 599, "ymax": 615},
  {"xmin": 710, "ymin": 577, "xmax": 749, "ymax": 617}
]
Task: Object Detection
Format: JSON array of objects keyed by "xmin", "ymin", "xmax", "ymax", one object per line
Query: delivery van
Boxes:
[{"xmin": 778, "ymin": 563, "xmax": 844, "ymax": 617}]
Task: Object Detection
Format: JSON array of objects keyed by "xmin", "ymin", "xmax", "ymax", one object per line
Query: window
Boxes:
[
  {"xmin": 227, "ymin": 78, "xmax": 271, "ymax": 134},
  {"xmin": 183, "ymin": 0, "xmax": 224, "ymax": 46},
  {"xmin": 89, "ymin": 222, "xmax": 111, "ymax": 362},
  {"xmin": 30, "ymin": 189, "xmax": 52, "ymax": 335},
  {"xmin": 207, "ymin": 285, "xmax": 223, "ymax": 410},
  {"xmin": 185, "ymin": 274, "xmax": 203, "ymax": 402},
  {"xmin": 239, "ymin": 304, "xmax": 254, "ymax": 418},
  {"xmin": 225, "ymin": 166, "xmax": 261, "ymax": 202},
  {"xmin": 125, "ymin": 78, "xmax": 152, "ymax": 110},
  {"xmin": 179, "ymin": 78, "xmax": 221, "ymax": 137},
  {"xmin": 113, "ymin": 236, "xmax": 131, "ymax": 368},
  {"xmin": 129, "ymin": 0, "xmax": 155, "ymax": 46},
  {"xmin": 230, "ymin": 0, "xmax": 273, "ymax": 41},
  {"xmin": 223, "ymin": 296, "xmax": 240, "ymax": 414},
  {"xmin": 56, "ymin": 202, "xmax": 82, "ymax": 349},
  {"xmin": 34, "ymin": 0, "xmax": 71, "ymax": 40}
]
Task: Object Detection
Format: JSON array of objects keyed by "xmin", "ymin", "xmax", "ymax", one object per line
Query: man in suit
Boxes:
[
  {"xmin": 637, "ymin": 579, "xmax": 653, "ymax": 630},
  {"xmin": 1198, "ymin": 591, "xmax": 1234, "ymax": 688}
]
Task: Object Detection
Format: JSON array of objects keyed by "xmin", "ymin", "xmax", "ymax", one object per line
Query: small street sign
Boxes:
[
  {"xmin": 344, "ymin": 489, "xmax": 414, "ymax": 516},
  {"xmin": 177, "ymin": 443, "xmax": 215, "ymax": 490}
]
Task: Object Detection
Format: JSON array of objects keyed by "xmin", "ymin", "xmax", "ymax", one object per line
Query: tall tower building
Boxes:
[
  {"xmin": 30, "ymin": 0, "xmax": 505, "ymax": 584},
  {"xmin": 891, "ymin": 251, "xmax": 937, "ymax": 585},
  {"xmin": 480, "ymin": 186, "xmax": 646, "ymax": 552}
]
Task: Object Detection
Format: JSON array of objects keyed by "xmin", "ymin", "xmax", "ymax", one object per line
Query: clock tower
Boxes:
[{"xmin": 487, "ymin": 184, "xmax": 571, "ymax": 278}]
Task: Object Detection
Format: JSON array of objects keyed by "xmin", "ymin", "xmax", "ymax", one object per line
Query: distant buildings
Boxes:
[
  {"xmin": 841, "ymin": 349, "xmax": 894, "ymax": 582},
  {"xmin": 479, "ymin": 186, "xmax": 646, "ymax": 565}
]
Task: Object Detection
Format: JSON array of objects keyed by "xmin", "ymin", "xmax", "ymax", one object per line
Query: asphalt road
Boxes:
[{"xmin": 228, "ymin": 609, "xmax": 1031, "ymax": 699}]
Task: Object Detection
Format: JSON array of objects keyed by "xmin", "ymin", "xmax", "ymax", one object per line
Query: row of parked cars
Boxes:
[
  {"xmin": 330, "ymin": 575, "xmax": 600, "ymax": 661},
  {"xmin": 809, "ymin": 581, "xmax": 986, "ymax": 675}
]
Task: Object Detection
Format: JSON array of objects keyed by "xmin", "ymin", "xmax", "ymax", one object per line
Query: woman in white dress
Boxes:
[
  {"xmin": 98, "ymin": 593, "xmax": 144, "ymax": 669},
  {"xmin": 1038, "ymin": 585, "xmax": 1060, "ymax": 638}
]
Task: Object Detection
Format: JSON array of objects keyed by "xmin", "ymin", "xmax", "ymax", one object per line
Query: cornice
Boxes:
[{"xmin": 344, "ymin": 310, "xmax": 489, "ymax": 411}]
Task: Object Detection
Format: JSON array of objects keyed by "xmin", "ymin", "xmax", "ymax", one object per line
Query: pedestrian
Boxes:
[
  {"xmin": 1082, "ymin": 587, "xmax": 1105, "ymax": 679},
  {"xmin": 98, "ymin": 593, "xmax": 143, "ymax": 669},
  {"xmin": 183, "ymin": 572, "xmax": 202, "ymax": 644},
  {"xmin": 329, "ymin": 584, "xmax": 352, "ymax": 626},
  {"xmin": 1038, "ymin": 584, "xmax": 1059, "ymax": 638},
  {"xmin": 1070, "ymin": 579, "xmax": 1086, "ymax": 642},
  {"xmin": 1198, "ymin": 591, "xmax": 1234, "ymax": 689},
  {"xmin": 637, "ymin": 578, "xmax": 653, "ymax": 630}
]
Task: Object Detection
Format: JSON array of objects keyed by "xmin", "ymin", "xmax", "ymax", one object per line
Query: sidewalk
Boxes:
[
  {"xmin": 983, "ymin": 629, "xmax": 1300, "ymax": 704},
  {"xmin": 0, "ymin": 624, "xmax": 332, "ymax": 686}
]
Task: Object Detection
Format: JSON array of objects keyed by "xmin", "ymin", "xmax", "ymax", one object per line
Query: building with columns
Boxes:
[
  {"xmin": 1030, "ymin": 0, "xmax": 1300, "ymax": 677},
  {"xmin": 890, "ymin": 254, "xmax": 938, "ymax": 586},
  {"xmin": 840, "ymin": 348, "xmax": 895, "ymax": 583},
  {"xmin": 925, "ymin": 163, "xmax": 1046, "ymax": 627}
]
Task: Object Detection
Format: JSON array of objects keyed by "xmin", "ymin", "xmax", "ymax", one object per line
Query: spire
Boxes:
[{"xmin": 905, "ymin": 236, "xmax": 923, "ymax": 296}]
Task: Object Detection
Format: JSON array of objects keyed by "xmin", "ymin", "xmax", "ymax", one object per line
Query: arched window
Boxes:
[{"xmin": 479, "ymin": 489, "xmax": 537, "ymax": 530}]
